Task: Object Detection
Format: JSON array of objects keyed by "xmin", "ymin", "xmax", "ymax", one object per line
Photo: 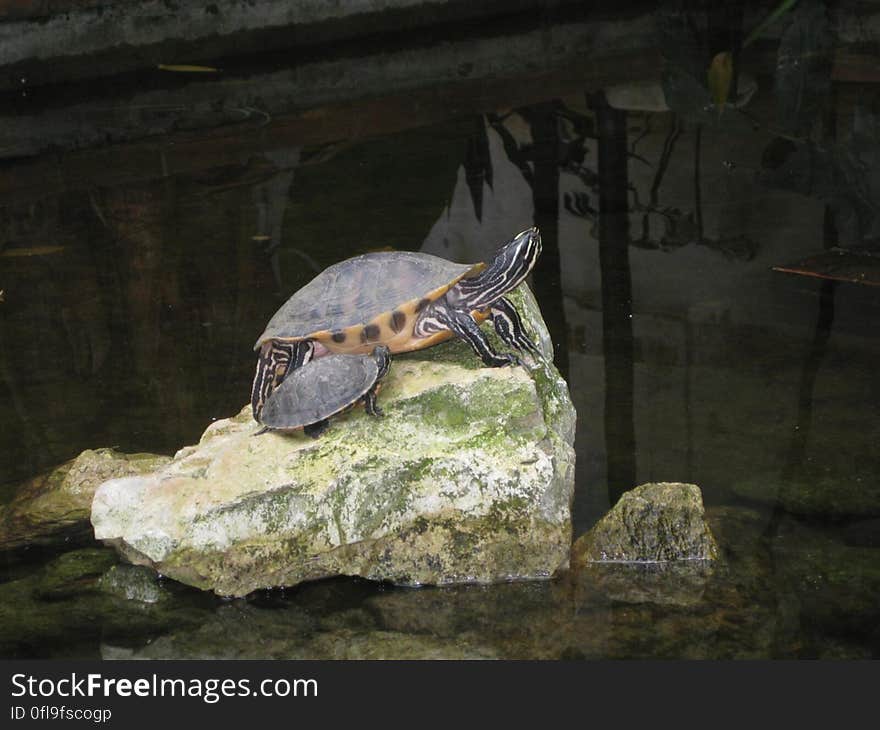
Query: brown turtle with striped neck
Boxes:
[{"xmin": 251, "ymin": 227, "xmax": 542, "ymax": 436}]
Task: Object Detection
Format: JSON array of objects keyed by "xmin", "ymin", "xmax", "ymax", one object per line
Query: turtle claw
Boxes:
[
  {"xmin": 481, "ymin": 351, "xmax": 521, "ymax": 368},
  {"xmin": 519, "ymin": 338, "xmax": 543, "ymax": 359},
  {"xmin": 490, "ymin": 297, "xmax": 542, "ymax": 359},
  {"xmin": 363, "ymin": 388, "xmax": 384, "ymax": 417}
]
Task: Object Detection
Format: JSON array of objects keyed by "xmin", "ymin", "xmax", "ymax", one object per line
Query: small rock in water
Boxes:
[{"xmin": 572, "ymin": 482, "xmax": 719, "ymax": 564}]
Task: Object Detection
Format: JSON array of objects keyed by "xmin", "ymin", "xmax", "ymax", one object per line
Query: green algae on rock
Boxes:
[
  {"xmin": 572, "ymin": 482, "xmax": 719, "ymax": 564},
  {"xmin": 0, "ymin": 448, "xmax": 171, "ymax": 550},
  {"xmin": 91, "ymin": 285, "xmax": 576, "ymax": 597}
]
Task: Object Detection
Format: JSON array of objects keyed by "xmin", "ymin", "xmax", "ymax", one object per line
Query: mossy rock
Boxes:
[
  {"xmin": 0, "ymin": 448, "xmax": 170, "ymax": 550},
  {"xmin": 572, "ymin": 482, "xmax": 719, "ymax": 563},
  {"xmin": 92, "ymin": 285, "xmax": 577, "ymax": 597}
]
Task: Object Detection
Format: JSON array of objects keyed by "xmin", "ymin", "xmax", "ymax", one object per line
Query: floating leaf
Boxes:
[
  {"xmin": 0, "ymin": 245, "xmax": 66, "ymax": 257},
  {"xmin": 707, "ymin": 51, "xmax": 734, "ymax": 112},
  {"xmin": 157, "ymin": 64, "xmax": 219, "ymax": 73},
  {"xmin": 659, "ymin": 14, "xmax": 754, "ymax": 126}
]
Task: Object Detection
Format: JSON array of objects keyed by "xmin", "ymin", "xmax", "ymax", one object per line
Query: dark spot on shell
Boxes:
[
  {"xmin": 390, "ymin": 310, "xmax": 406, "ymax": 333},
  {"xmin": 331, "ymin": 330, "xmax": 347, "ymax": 343},
  {"xmin": 415, "ymin": 297, "xmax": 430, "ymax": 312},
  {"xmin": 361, "ymin": 324, "xmax": 381, "ymax": 342}
]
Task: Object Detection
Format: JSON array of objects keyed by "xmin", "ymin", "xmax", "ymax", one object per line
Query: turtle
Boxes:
[
  {"xmin": 251, "ymin": 226, "xmax": 542, "ymax": 433},
  {"xmin": 259, "ymin": 346, "xmax": 391, "ymax": 436}
]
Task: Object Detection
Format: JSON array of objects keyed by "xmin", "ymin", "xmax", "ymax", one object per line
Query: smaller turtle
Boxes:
[{"xmin": 259, "ymin": 346, "xmax": 391, "ymax": 437}]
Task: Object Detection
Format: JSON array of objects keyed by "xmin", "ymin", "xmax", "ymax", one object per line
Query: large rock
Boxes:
[
  {"xmin": 91, "ymin": 286, "xmax": 576, "ymax": 597},
  {"xmin": 0, "ymin": 448, "xmax": 171, "ymax": 550},
  {"xmin": 572, "ymin": 482, "xmax": 719, "ymax": 563}
]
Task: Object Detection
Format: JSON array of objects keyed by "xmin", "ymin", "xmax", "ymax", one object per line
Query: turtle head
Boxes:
[
  {"xmin": 251, "ymin": 342, "xmax": 277, "ymax": 422},
  {"xmin": 499, "ymin": 226, "xmax": 542, "ymax": 277},
  {"xmin": 453, "ymin": 227, "xmax": 541, "ymax": 310},
  {"xmin": 251, "ymin": 340, "xmax": 314, "ymax": 423}
]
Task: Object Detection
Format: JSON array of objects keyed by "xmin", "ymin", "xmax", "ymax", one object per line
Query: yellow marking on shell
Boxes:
[
  {"xmin": 396, "ymin": 329, "xmax": 454, "ymax": 352},
  {"xmin": 394, "ymin": 308, "xmax": 490, "ymax": 352},
  {"xmin": 360, "ymin": 323, "xmax": 382, "ymax": 343},
  {"xmin": 389, "ymin": 309, "xmax": 407, "ymax": 333},
  {"xmin": 309, "ymin": 263, "xmax": 484, "ymax": 355}
]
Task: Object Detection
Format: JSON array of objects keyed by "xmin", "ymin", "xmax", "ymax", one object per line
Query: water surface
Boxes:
[{"xmin": 1, "ymin": 4, "xmax": 879, "ymax": 659}]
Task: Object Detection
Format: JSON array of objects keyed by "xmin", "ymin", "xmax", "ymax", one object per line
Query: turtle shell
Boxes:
[
  {"xmin": 254, "ymin": 251, "xmax": 482, "ymax": 353},
  {"xmin": 259, "ymin": 353, "xmax": 379, "ymax": 430}
]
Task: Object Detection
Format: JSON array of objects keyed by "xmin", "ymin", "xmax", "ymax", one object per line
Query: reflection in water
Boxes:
[
  {"xmin": 0, "ymin": 325, "xmax": 50, "ymax": 481},
  {"xmin": 770, "ymin": 277, "xmax": 837, "ymax": 542},
  {"xmin": 97, "ymin": 185, "xmax": 166, "ymax": 379},
  {"xmin": 594, "ymin": 93, "xmax": 636, "ymax": 505},
  {"xmin": 769, "ymin": 204, "xmax": 840, "ymax": 544},
  {"xmin": 525, "ymin": 103, "xmax": 570, "ymax": 378},
  {"xmin": 251, "ymin": 148, "xmax": 301, "ymax": 297},
  {"xmin": 421, "ymin": 116, "xmax": 532, "ymax": 264},
  {"xmin": 2, "ymin": 17, "xmax": 880, "ymax": 658}
]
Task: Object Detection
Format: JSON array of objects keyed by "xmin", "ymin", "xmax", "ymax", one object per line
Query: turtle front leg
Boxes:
[
  {"xmin": 488, "ymin": 297, "xmax": 541, "ymax": 358},
  {"xmin": 432, "ymin": 304, "xmax": 521, "ymax": 367},
  {"xmin": 363, "ymin": 390, "xmax": 383, "ymax": 417},
  {"xmin": 362, "ymin": 345, "xmax": 392, "ymax": 417}
]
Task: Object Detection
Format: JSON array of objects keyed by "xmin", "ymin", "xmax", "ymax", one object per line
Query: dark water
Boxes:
[{"xmin": 2, "ymin": 4, "xmax": 880, "ymax": 659}]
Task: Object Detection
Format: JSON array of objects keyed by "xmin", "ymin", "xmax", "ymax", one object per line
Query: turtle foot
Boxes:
[
  {"xmin": 364, "ymin": 389, "xmax": 384, "ymax": 417},
  {"xmin": 481, "ymin": 351, "xmax": 522, "ymax": 368}
]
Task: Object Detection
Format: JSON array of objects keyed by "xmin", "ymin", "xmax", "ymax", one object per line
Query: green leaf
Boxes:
[{"xmin": 707, "ymin": 51, "xmax": 733, "ymax": 112}]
